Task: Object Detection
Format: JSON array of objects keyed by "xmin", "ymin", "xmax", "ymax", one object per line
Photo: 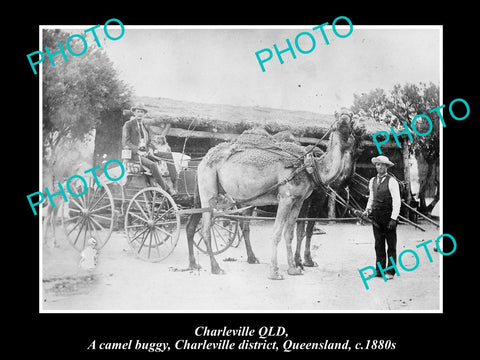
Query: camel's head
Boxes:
[
  {"xmin": 332, "ymin": 108, "xmax": 366, "ymax": 151},
  {"xmin": 333, "ymin": 108, "xmax": 354, "ymax": 137}
]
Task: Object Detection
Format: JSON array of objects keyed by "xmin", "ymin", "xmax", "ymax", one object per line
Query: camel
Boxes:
[
  {"xmin": 270, "ymin": 130, "xmax": 329, "ymax": 269},
  {"xmin": 190, "ymin": 109, "xmax": 365, "ymax": 279},
  {"xmin": 185, "ymin": 129, "xmax": 268, "ymax": 269},
  {"xmin": 294, "ymin": 127, "xmax": 363, "ymax": 268}
]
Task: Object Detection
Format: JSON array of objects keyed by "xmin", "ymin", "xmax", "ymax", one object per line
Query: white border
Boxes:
[{"xmin": 38, "ymin": 25, "xmax": 443, "ymax": 314}]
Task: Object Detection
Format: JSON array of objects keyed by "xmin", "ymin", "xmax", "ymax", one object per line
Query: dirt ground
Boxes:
[{"xmin": 41, "ymin": 219, "xmax": 441, "ymax": 312}]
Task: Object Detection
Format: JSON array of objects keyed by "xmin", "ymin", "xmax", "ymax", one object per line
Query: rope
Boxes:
[
  {"xmin": 323, "ymin": 184, "xmax": 381, "ymax": 227},
  {"xmin": 306, "ymin": 153, "xmax": 323, "ymax": 188},
  {"xmin": 300, "ymin": 121, "xmax": 335, "ymax": 160},
  {"xmin": 299, "ymin": 111, "xmax": 354, "ymax": 160},
  {"xmin": 179, "ymin": 117, "xmax": 198, "ymax": 166},
  {"xmin": 234, "ymin": 162, "xmax": 310, "ymax": 205}
]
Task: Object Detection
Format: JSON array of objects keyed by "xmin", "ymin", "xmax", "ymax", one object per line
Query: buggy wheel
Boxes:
[
  {"xmin": 62, "ymin": 176, "xmax": 115, "ymax": 252},
  {"xmin": 125, "ymin": 187, "xmax": 181, "ymax": 262},
  {"xmin": 193, "ymin": 216, "xmax": 239, "ymax": 255}
]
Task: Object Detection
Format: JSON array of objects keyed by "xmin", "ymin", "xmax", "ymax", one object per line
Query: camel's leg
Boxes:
[
  {"xmin": 303, "ymin": 220, "xmax": 318, "ymax": 267},
  {"xmin": 303, "ymin": 195, "xmax": 321, "ymax": 267},
  {"xmin": 295, "ymin": 200, "xmax": 309, "ymax": 269},
  {"xmin": 185, "ymin": 213, "xmax": 202, "ymax": 270},
  {"xmin": 201, "ymin": 210, "xmax": 224, "ymax": 274},
  {"xmin": 197, "ymin": 164, "xmax": 224, "ymax": 275},
  {"xmin": 241, "ymin": 207, "xmax": 259, "ymax": 264},
  {"xmin": 284, "ymin": 199, "xmax": 304, "ymax": 276},
  {"xmin": 269, "ymin": 198, "xmax": 294, "ymax": 280}
]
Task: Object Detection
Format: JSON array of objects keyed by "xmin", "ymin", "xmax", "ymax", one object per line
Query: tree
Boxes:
[
  {"xmin": 351, "ymin": 88, "xmax": 390, "ymax": 124},
  {"xmin": 408, "ymin": 83, "xmax": 440, "ymax": 214},
  {"xmin": 351, "ymin": 82, "xmax": 440, "ymax": 216},
  {"xmin": 42, "ymin": 29, "xmax": 132, "ymax": 183}
]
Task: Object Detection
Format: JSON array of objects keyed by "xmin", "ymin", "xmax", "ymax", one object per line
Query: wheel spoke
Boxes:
[
  {"xmin": 67, "ymin": 216, "xmax": 85, "ymax": 236},
  {"xmin": 69, "ymin": 197, "xmax": 84, "ymax": 212},
  {"xmin": 90, "ymin": 213, "xmax": 113, "ymax": 222},
  {"xmin": 150, "ymin": 190, "xmax": 157, "ymax": 218},
  {"xmin": 64, "ymin": 215, "xmax": 81, "ymax": 223},
  {"xmin": 213, "ymin": 224, "xmax": 228, "ymax": 244},
  {"xmin": 128, "ymin": 211, "xmax": 148, "ymax": 223},
  {"xmin": 128, "ymin": 217, "xmax": 146, "ymax": 238},
  {"xmin": 89, "ymin": 203, "xmax": 112, "ymax": 214},
  {"xmin": 124, "ymin": 189, "xmax": 179, "ymax": 261},
  {"xmin": 134, "ymin": 199, "xmax": 150, "ymax": 221},
  {"xmin": 129, "ymin": 227, "xmax": 149, "ymax": 244},
  {"xmin": 89, "ymin": 215, "xmax": 106, "ymax": 232},
  {"xmin": 137, "ymin": 229, "xmax": 149, "ymax": 253},
  {"xmin": 72, "ymin": 218, "xmax": 86, "ymax": 246},
  {"xmin": 142, "ymin": 191, "xmax": 152, "ymax": 216},
  {"xmin": 88, "ymin": 218, "xmax": 102, "ymax": 245},
  {"xmin": 63, "ymin": 178, "xmax": 114, "ymax": 252},
  {"xmin": 152, "ymin": 230, "xmax": 162, "ymax": 257},
  {"xmin": 212, "ymin": 225, "xmax": 222, "ymax": 251},
  {"xmin": 126, "ymin": 223, "xmax": 145, "ymax": 229},
  {"xmin": 194, "ymin": 229, "xmax": 204, "ymax": 247},
  {"xmin": 194, "ymin": 225, "xmax": 202, "ymax": 235},
  {"xmin": 155, "ymin": 225, "xmax": 174, "ymax": 239},
  {"xmin": 70, "ymin": 183, "xmax": 86, "ymax": 207},
  {"xmin": 86, "ymin": 177, "xmax": 98, "ymax": 206},
  {"xmin": 156, "ymin": 207, "xmax": 175, "ymax": 222},
  {"xmin": 194, "ymin": 237, "xmax": 203, "ymax": 247},
  {"xmin": 154, "ymin": 196, "xmax": 167, "ymax": 218},
  {"xmin": 82, "ymin": 218, "xmax": 89, "ymax": 249},
  {"xmin": 88, "ymin": 189, "xmax": 108, "ymax": 212},
  {"xmin": 147, "ymin": 231, "xmax": 152, "ymax": 258},
  {"xmin": 214, "ymin": 221, "xmax": 236, "ymax": 235}
]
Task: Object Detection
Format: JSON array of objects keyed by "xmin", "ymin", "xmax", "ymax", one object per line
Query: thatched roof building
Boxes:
[
  {"xmin": 94, "ymin": 96, "xmax": 404, "ymax": 181},
  {"xmin": 138, "ymin": 96, "xmax": 391, "ymax": 142},
  {"xmin": 134, "ymin": 96, "xmax": 404, "ymax": 179}
]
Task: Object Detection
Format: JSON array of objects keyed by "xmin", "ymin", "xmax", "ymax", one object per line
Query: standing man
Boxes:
[
  {"xmin": 363, "ymin": 155, "xmax": 401, "ymax": 280},
  {"xmin": 122, "ymin": 104, "xmax": 168, "ymax": 191}
]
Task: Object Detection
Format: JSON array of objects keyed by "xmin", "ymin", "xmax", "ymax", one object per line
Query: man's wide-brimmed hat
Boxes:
[
  {"xmin": 131, "ymin": 103, "xmax": 148, "ymax": 113},
  {"xmin": 371, "ymin": 155, "xmax": 394, "ymax": 167}
]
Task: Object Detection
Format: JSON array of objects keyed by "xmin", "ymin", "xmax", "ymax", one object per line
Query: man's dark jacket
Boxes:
[{"xmin": 122, "ymin": 118, "xmax": 152, "ymax": 159}]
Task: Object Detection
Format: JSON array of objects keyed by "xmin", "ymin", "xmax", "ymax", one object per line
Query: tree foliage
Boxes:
[
  {"xmin": 351, "ymin": 88, "xmax": 390, "ymax": 124},
  {"xmin": 351, "ymin": 82, "xmax": 440, "ymax": 214},
  {"xmin": 352, "ymin": 83, "xmax": 439, "ymax": 159},
  {"xmin": 42, "ymin": 29, "xmax": 132, "ymax": 156}
]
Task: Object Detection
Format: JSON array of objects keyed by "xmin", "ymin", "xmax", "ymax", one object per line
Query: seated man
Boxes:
[{"xmin": 122, "ymin": 103, "xmax": 169, "ymax": 192}]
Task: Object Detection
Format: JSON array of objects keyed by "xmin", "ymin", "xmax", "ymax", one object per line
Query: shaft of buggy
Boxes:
[
  {"xmin": 353, "ymin": 173, "xmax": 437, "ymax": 228},
  {"xmin": 326, "ymin": 185, "xmax": 426, "ymax": 232}
]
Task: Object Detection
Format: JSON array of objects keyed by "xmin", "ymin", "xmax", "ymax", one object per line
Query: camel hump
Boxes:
[
  {"xmin": 236, "ymin": 127, "xmax": 273, "ymax": 146},
  {"xmin": 272, "ymin": 130, "xmax": 299, "ymax": 144},
  {"xmin": 202, "ymin": 127, "xmax": 308, "ymax": 169},
  {"xmin": 203, "ymin": 142, "xmax": 232, "ymax": 167}
]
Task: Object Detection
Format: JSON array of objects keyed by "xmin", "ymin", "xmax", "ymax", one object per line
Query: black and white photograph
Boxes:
[
  {"xmin": 16, "ymin": 6, "xmax": 476, "ymax": 356},
  {"xmin": 38, "ymin": 25, "xmax": 443, "ymax": 312}
]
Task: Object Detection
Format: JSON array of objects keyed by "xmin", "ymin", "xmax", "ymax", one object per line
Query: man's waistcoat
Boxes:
[{"xmin": 372, "ymin": 174, "xmax": 392, "ymax": 213}]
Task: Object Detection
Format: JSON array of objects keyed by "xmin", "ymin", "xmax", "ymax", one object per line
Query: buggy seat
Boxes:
[
  {"xmin": 121, "ymin": 148, "xmax": 152, "ymax": 177},
  {"xmin": 124, "ymin": 159, "xmax": 152, "ymax": 176}
]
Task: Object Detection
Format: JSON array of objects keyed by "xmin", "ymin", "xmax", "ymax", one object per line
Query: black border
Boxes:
[{"xmin": 16, "ymin": 3, "xmax": 475, "ymax": 358}]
